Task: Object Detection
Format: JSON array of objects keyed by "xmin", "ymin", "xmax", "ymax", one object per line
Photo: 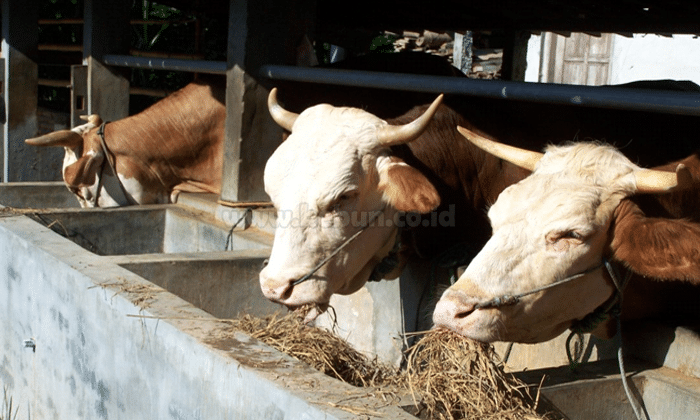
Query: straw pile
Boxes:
[
  {"xmin": 228, "ymin": 310, "xmax": 557, "ymax": 420},
  {"xmin": 403, "ymin": 329, "xmax": 550, "ymax": 420},
  {"xmin": 229, "ymin": 310, "xmax": 397, "ymax": 387}
]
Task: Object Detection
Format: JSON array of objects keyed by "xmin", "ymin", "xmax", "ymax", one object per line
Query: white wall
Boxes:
[
  {"xmin": 525, "ymin": 33, "xmax": 545, "ymax": 83},
  {"xmin": 609, "ymin": 34, "xmax": 700, "ymax": 85},
  {"xmin": 525, "ymin": 33, "xmax": 700, "ymax": 86}
]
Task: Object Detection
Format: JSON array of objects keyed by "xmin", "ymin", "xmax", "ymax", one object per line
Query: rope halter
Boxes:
[
  {"xmin": 293, "ymin": 206, "xmax": 390, "ymax": 286},
  {"xmin": 473, "ymin": 261, "xmax": 605, "ymax": 310}
]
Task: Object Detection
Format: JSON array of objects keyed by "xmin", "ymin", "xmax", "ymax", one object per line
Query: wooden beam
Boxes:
[
  {"xmin": 220, "ymin": 0, "xmax": 316, "ymax": 203},
  {"xmin": 1, "ymin": 0, "xmax": 63, "ymax": 182},
  {"xmin": 83, "ymin": 0, "xmax": 130, "ymax": 122},
  {"xmin": 501, "ymin": 30, "xmax": 530, "ymax": 81}
]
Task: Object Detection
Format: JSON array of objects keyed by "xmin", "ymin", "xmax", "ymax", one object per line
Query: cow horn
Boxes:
[
  {"xmin": 457, "ymin": 126, "xmax": 543, "ymax": 171},
  {"xmin": 80, "ymin": 114, "xmax": 103, "ymax": 126},
  {"xmin": 634, "ymin": 163, "xmax": 692, "ymax": 193},
  {"xmin": 25, "ymin": 130, "xmax": 83, "ymax": 148},
  {"xmin": 267, "ymin": 88, "xmax": 298, "ymax": 132},
  {"xmin": 377, "ymin": 94, "xmax": 443, "ymax": 146}
]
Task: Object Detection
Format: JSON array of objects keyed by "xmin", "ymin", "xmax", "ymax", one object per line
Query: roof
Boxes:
[
  {"xmin": 318, "ymin": 0, "xmax": 700, "ymax": 35},
  {"xmin": 157, "ymin": 0, "xmax": 700, "ymax": 35}
]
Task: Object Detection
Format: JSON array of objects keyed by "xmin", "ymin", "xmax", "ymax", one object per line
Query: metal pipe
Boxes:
[
  {"xmin": 260, "ymin": 64, "xmax": 700, "ymax": 116},
  {"xmin": 103, "ymin": 54, "xmax": 227, "ymax": 75}
]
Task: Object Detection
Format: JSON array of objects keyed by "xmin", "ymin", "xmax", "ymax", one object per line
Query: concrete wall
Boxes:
[
  {"xmin": 0, "ymin": 209, "xmax": 417, "ymax": 420},
  {"xmin": 608, "ymin": 34, "xmax": 700, "ymax": 85}
]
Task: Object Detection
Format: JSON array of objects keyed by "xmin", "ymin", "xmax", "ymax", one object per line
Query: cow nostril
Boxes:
[
  {"xmin": 455, "ymin": 307, "xmax": 475, "ymax": 319},
  {"xmin": 279, "ymin": 281, "xmax": 295, "ymax": 301}
]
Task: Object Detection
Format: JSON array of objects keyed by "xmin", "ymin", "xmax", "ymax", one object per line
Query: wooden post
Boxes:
[
  {"xmin": 83, "ymin": 0, "xmax": 130, "ymax": 122},
  {"xmin": 501, "ymin": 30, "xmax": 530, "ymax": 81},
  {"xmin": 1, "ymin": 0, "xmax": 63, "ymax": 181},
  {"xmin": 220, "ymin": 0, "xmax": 316, "ymax": 204},
  {"xmin": 71, "ymin": 65, "xmax": 88, "ymax": 128},
  {"xmin": 453, "ymin": 31, "xmax": 473, "ymax": 75}
]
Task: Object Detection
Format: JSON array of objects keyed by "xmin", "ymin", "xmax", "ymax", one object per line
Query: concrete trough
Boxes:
[
  {"xmin": 24, "ymin": 205, "xmax": 270, "ymax": 255},
  {"xmin": 1, "ymin": 182, "xmax": 699, "ymax": 419},
  {"xmin": 0, "ymin": 184, "xmax": 419, "ymax": 419},
  {"xmin": 517, "ymin": 356, "xmax": 700, "ymax": 420},
  {"xmin": 116, "ymin": 250, "xmax": 279, "ymax": 319},
  {"xmin": 0, "ymin": 181, "xmax": 80, "ymax": 209}
]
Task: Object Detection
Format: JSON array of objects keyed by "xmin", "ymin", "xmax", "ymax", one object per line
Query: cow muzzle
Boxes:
[
  {"xmin": 432, "ymin": 289, "xmax": 496, "ymax": 341},
  {"xmin": 259, "ymin": 264, "xmax": 331, "ymax": 305}
]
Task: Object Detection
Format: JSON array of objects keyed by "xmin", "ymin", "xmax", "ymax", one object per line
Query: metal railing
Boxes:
[{"xmin": 261, "ymin": 64, "xmax": 700, "ymax": 116}]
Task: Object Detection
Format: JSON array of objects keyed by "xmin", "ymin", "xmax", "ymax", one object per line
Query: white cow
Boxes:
[
  {"xmin": 260, "ymin": 89, "xmax": 443, "ymax": 314},
  {"xmin": 433, "ymin": 126, "xmax": 699, "ymax": 343}
]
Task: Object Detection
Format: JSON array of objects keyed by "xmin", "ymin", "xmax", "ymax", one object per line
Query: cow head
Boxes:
[
  {"xmin": 260, "ymin": 89, "xmax": 443, "ymax": 312},
  {"xmin": 433, "ymin": 126, "xmax": 692, "ymax": 343},
  {"xmin": 26, "ymin": 115, "xmax": 136, "ymax": 207}
]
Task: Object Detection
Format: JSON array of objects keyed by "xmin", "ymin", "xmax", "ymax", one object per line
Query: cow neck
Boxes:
[
  {"xmin": 569, "ymin": 259, "xmax": 632, "ymax": 334},
  {"xmin": 564, "ymin": 261, "xmax": 645, "ymax": 420},
  {"xmin": 368, "ymin": 227, "xmax": 402, "ymax": 282},
  {"xmin": 96, "ymin": 122, "xmax": 137, "ymax": 206}
]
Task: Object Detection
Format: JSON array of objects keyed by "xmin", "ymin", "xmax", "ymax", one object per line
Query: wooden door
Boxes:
[{"xmin": 545, "ymin": 32, "xmax": 613, "ymax": 85}]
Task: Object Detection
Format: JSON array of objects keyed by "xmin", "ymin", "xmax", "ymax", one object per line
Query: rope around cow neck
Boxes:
[{"xmin": 95, "ymin": 122, "xmax": 137, "ymax": 206}]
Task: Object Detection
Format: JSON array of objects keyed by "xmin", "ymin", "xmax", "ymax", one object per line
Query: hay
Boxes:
[
  {"xmin": 403, "ymin": 329, "xmax": 549, "ymax": 420},
  {"xmin": 228, "ymin": 310, "xmax": 398, "ymax": 388},
  {"xmin": 227, "ymin": 311, "xmax": 558, "ymax": 420}
]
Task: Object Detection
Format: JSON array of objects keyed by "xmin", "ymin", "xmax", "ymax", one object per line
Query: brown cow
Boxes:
[{"xmin": 26, "ymin": 77, "xmax": 225, "ymax": 207}]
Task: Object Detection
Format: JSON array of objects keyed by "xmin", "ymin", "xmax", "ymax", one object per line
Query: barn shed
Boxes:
[{"xmin": 1, "ymin": 1, "xmax": 699, "ymax": 419}]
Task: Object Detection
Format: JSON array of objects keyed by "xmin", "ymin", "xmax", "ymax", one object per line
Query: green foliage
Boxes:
[
  {"xmin": 369, "ymin": 33, "xmax": 397, "ymax": 53},
  {"xmin": 38, "ymin": 0, "xmax": 82, "ymax": 44},
  {"xmin": 38, "ymin": 1, "xmax": 228, "ymax": 114},
  {"xmin": 127, "ymin": 1, "xmax": 227, "ymax": 112}
]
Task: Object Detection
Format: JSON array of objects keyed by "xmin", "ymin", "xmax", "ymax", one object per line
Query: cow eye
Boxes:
[
  {"xmin": 329, "ymin": 191, "xmax": 358, "ymax": 213},
  {"xmin": 562, "ymin": 230, "xmax": 584, "ymax": 240},
  {"xmin": 546, "ymin": 230, "xmax": 584, "ymax": 245}
]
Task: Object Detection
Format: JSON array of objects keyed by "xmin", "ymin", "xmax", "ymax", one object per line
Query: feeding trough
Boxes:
[
  {"xmin": 1, "ymin": 182, "xmax": 699, "ymax": 419},
  {"xmin": 0, "ymin": 183, "xmax": 415, "ymax": 419}
]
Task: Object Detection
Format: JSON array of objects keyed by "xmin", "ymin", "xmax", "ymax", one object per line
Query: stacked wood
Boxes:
[{"xmin": 386, "ymin": 30, "xmax": 502, "ymax": 79}]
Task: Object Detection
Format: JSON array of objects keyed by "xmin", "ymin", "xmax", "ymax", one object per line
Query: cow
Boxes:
[
  {"xmin": 22, "ymin": 53, "xmax": 462, "ymax": 209},
  {"xmin": 433, "ymin": 126, "xmax": 700, "ymax": 343},
  {"xmin": 25, "ymin": 76, "xmax": 225, "ymax": 207},
  {"xmin": 259, "ymin": 83, "xmax": 700, "ymax": 319}
]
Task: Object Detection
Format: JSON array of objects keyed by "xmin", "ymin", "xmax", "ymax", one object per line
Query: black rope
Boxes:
[
  {"xmin": 96, "ymin": 122, "xmax": 137, "ymax": 206},
  {"xmin": 474, "ymin": 261, "xmax": 604, "ymax": 310},
  {"xmin": 224, "ymin": 208, "xmax": 252, "ymax": 251}
]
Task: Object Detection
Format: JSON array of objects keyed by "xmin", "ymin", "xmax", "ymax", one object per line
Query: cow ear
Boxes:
[
  {"xmin": 610, "ymin": 199, "xmax": 700, "ymax": 283},
  {"xmin": 64, "ymin": 153, "xmax": 104, "ymax": 188},
  {"xmin": 377, "ymin": 156, "xmax": 440, "ymax": 213}
]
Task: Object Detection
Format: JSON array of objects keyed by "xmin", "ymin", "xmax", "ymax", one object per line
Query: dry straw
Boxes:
[
  {"xmin": 229, "ymin": 311, "xmax": 397, "ymax": 388},
  {"xmin": 227, "ymin": 310, "xmax": 559, "ymax": 420}
]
